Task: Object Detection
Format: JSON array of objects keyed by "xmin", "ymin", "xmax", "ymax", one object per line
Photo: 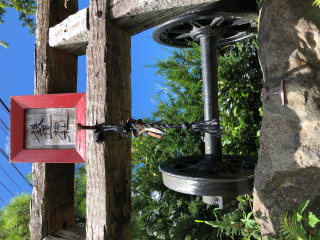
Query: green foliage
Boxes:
[
  {"xmin": 142, "ymin": 37, "xmax": 263, "ymax": 159},
  {"xmin": 308, "ymin": 212, "xmax": 320, "ymax": 228},
  {"xmin": 0, "ymin": 0, "xmax": 36, "ymax": 48},
  {"xmin": 74, "ymin": 164, "xmax": 87, "ymax": 222},
  {"xmin": 279, "ymin": 200, "xmax": 320, "ymax": 239},
  {"xmin": 313, "ymin": 0, "xmax": 320, "ymax": 7},
  {"xmin": 217, "ymin": 38, "xmax": 263, "ymax": 156},
  {"xmin": 0, "ymin": 193, "xmax": 31, "ymax": 240},
  {"xmin": 132, "ymin": 144, "xmax": 214, "ymax": 239},
  {"xmin": 131, "ymin": 171, "xmax": 223, "ymax": 239},
  {"xmin": 196, "ymin": 194, "xmax": 261, "ymax": 239},
  {"xmin": 131, "ymin": 37, "xmax": 263, "ymax": 239},
  {"xmin": 0, "ymin": 40, "xmax": 9, "ymax": 48},
  {"xmin": 25, "ymin": 171, "xmax": 32, "ymax": 183},
  {"xmin": 0, "ymin": 165, "xmax": 87, "ymax": 238}
]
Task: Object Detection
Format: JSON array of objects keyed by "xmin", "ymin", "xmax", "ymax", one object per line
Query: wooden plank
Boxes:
[
  {"xmin": 49, "ymin": 8, "xmax": 88, "ymax": 56},
  {"xmin": 111, "ymin": 0, "xmax": 218, "ymax": 35},
  {"xmin": 86, "ymin": 0, "xmax": 131, "ymax": 239},
  {"xmin": 25, "ymin": 108, "xmax": 76, "ymax": 149},
  {"xmin": 43, "ymin": 224, "xmax": 86, "ymax": 240},
  {"xmin": 49, "ymin": 0, "xmax": 217, "ymax": 55},
  {"xmin": 30, "ymin": 0, "xmax": 78, "ymax": 239}
]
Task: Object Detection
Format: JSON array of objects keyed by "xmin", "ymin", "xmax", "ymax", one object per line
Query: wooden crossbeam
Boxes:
[
  {"xmin": 49, "ymin": 0, "xmax": 218, "ymax": 55},
  {"xmin": 111, "ymin": 0, "xmax": 218, "ymax": 34},
  {"xmin": 49, "ymin": 8, "xmax": 88, "ymax": 56}
]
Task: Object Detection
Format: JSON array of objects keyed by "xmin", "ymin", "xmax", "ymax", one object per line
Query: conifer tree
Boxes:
[
  {"xmin": 131, "ymin": 37, "xmax": 263, "ymax": 239},
  {"xmin": 0, "ymin": 193, "xmax": 31, "ymax": 239},
  {"xmin": 74, "ymin": 164, "xmax": 87, "ymax": 223},
  {"xmin": 0, "ymin": 164, "xmax": 86, "ymax": 239}
]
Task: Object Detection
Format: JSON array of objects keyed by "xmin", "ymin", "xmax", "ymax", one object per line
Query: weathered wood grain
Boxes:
[
  {"xmin": 86, "ymin": 0, "xmax": 132, "ymax": 239},
  {"xmin": 25, "ymin": 108, "xmax": 76, "ymax": 149},
  {"xmin": 49, "ymin": 8, "xmax": 88, "ymax": 56},
  {"xmin": 111, "ymin": 0, "xmax": 218, "ymax": 35},
  {"xmin": 43, "ymin": 224, "xmax": 86, "ymax": 240},
  {"xmin": 30, "ymin": 0, "xmax": 78, "ymax": 239},
  {"xmin": 48, "ymin": 0, "xmax": 217, "ymax": 55}
]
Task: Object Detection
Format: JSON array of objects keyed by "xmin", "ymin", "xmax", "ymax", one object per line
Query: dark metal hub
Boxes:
[
  {"xmin": 190, "ymin": 27, "xmax": 227, "ymax": 41},
  {"xmin": 152, "ymin": 12, "xmax": 258, "ymax": 48},
  {"xmin": 153, "ymin": 6, "xmax": 259, "ymax": 208}
]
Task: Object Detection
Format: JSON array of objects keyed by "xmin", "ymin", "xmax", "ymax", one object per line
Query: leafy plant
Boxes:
[
  {"xmin": 313, "ymin": 0, "xmax": 320, "ymax": 8},
  {"xmin": 74, "ymin": 164, "xmax": 87, "ymax": 223},
  {"xmin": 0, "ymin": 40, "xmax": 9, "ymax": 48},
  {"xmin": 279, "ymin": 200, "xmax": 320, "ymax": 239},
  {"xmin": 131, "ymin": 37, "xmax": 263, "ymax": 239},
  {"xmin": 0, "ymin": 0, "xmax": 36, "ymax": 48},
  {"xmin": 195, "ymin": 194, "xmax": 261, "ymax": 240},
  {"xmin": 0, "ymin": 165, "xmax": 87, "ymax": 239},
  {"xmin": 217, "ymin": 38, "xmax": 263, "ymax": 156}
]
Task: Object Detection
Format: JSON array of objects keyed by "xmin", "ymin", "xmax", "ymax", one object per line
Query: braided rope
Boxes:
[
  {"xmin": 136, "ymin": 123, "xmax": 185, "ymax": 129},
  {"xmin": 89, "ymin": 119, "xmax": 222, "ymax": 143}
]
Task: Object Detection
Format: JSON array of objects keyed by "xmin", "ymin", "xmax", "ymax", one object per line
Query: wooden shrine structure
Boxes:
[{"xmin": 30, "ymin": 0, "xmax": 218, "ymax": 239}]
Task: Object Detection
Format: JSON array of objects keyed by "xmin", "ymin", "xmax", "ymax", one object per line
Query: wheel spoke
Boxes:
[
  {"xmin": 225, "ymin": 20, "xmax": 251, "ymax": 29},
  {"xmin": 223, "ymin": 32, "xmax": 248, "ymax": 40},
  {"xmin": 225, "ymin": 30, "xmax": 242, "ymax": 34},
  {"xmin": 210, "ymin": 17, "xmax": 223, "ymax": 27},
  {"xmin": 192, "ymin": 20, "xmax": 204, "ymax": 27},
  {"xmin": 216, "ymin": 18, "xmax": 226, "ymax": 27},
  {"xmin": 226, "ymin": 23, "xmax": 251, "ymax": 32},
  {"xmin": 188, "ymin": 21, "xmax": 202, "ymax": 28},
  {"xmin": 174, "ymin": 33, "xmax": 191, "ymax": 39}
]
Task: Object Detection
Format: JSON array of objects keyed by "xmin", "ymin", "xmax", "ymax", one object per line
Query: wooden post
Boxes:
[
  {"xmin": 30, "ymin": 0, "xmax": 78, "ymax": 239},
  {"xmin": 86, "ymin": 0, "xmax": 132, "ymax": 238}
]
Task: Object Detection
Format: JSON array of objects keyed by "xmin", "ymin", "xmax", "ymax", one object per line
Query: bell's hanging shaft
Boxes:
[{"xmin": 200, "ymin": 35, "xmax": 222, "ymax": 162}]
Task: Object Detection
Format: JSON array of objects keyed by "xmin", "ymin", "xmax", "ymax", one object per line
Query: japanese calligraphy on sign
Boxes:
[{"xmin": 25, "ymin": 108, "xmax": 76, "ymax": 149}]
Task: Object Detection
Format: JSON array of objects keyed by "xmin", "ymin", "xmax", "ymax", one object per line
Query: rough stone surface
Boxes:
[{"xmin": 254, "ymin": 0, "xmax": 320, "ymax": 238}]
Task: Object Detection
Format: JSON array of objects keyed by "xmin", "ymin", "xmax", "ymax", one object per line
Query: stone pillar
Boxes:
[{"xmin": 254, "ymin": 0, "xmax": 320, "ymax": 237}]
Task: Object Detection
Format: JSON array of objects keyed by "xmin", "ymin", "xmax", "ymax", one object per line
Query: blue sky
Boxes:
[{"xmin": 0, "ymin": 1, "xmax": 169, "ymax": 209}]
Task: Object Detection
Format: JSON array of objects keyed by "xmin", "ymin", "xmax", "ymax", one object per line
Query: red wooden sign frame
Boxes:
[{"xmin": 10, "ymin": 93, "xmax": 86, "ymax": 163}]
